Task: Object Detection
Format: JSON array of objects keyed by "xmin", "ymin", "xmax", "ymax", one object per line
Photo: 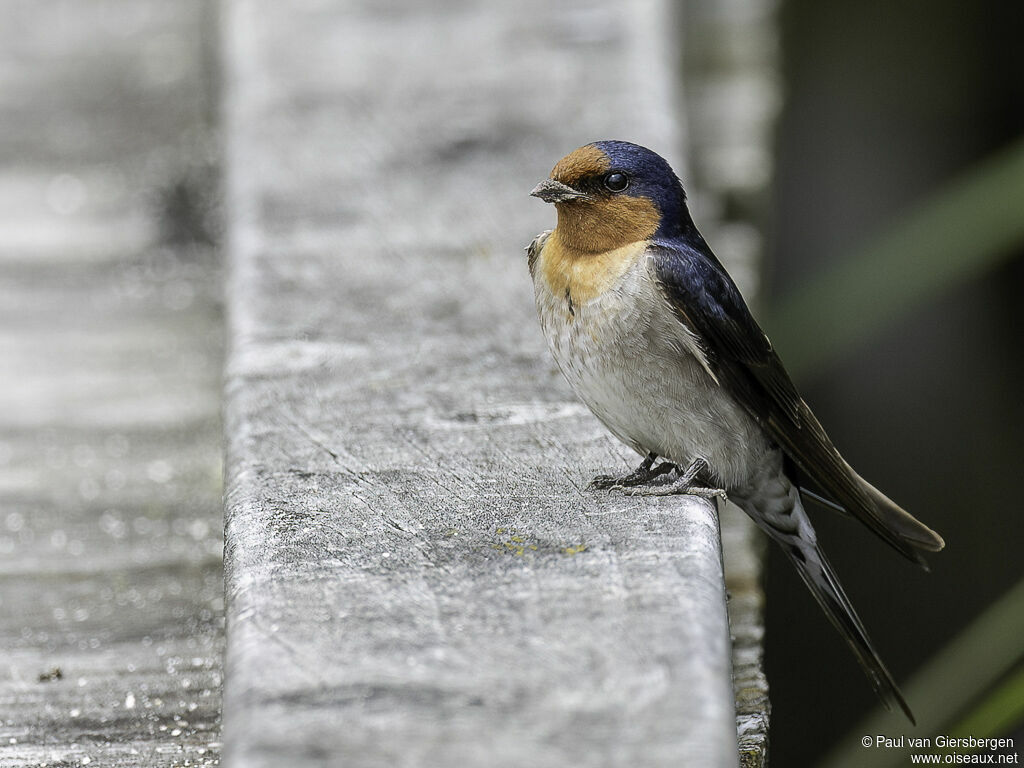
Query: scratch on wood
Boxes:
[
  {"xmin": 396, "ymin": 430, "xmax": 473, "ymax": 503},
  {"xmin": 281, "ymin": 411, "xmax": 362, "ymax": 476}
]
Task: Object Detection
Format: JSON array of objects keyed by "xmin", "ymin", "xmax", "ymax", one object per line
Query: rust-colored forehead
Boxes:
[{"xmin": 550, "ymin": 144, "xmax": 610, "ymax": 184}]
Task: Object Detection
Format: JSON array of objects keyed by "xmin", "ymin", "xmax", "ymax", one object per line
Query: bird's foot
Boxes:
[
  {"xmin": 619, "ymin": 457, "xmax": 728, "ymax": 502},
  {"xmin": 624, "ymin": 482, "xmax": 728, "ymax": 501},
  {"xmin": 589, "ymin": 452, "xmax": 678, "ymax": 490}
]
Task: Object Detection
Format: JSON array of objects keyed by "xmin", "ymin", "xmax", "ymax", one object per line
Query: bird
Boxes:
[{"xmin": 526, "ymin": 140, "xmax": 944, "ymax": 723}]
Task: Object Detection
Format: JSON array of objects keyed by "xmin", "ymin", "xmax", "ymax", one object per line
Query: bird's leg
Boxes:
[
  {"xmin": 622, "ymin": 456, "xmax": 728, "ymax": 501},
  {"xmin": 589, "ymin": 452, "xmax": 678, "ymax": 489}
]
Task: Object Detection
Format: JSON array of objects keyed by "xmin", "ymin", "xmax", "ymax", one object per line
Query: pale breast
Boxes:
[{"xmin": 531, "ymin": 240, "xmax": 769, "ymax": 487}]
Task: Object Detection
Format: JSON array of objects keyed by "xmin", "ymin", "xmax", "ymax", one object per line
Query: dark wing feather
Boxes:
[
  {"xmin": 526, "ymin": 230, "xmax": 552, "ymax": 278},
  {"xmin": 649, "ymin": 238, "xmax": 939, "ymax": 565}
]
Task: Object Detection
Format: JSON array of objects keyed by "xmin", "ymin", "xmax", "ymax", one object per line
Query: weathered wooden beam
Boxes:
[{"xmin": 221, "ymin": 1, "xmax": 742, "ymax": 765}]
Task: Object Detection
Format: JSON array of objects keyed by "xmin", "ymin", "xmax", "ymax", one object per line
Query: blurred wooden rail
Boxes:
[{"xmin": 221, "ymin": 0, "xmax": 766, "ymax": 766}]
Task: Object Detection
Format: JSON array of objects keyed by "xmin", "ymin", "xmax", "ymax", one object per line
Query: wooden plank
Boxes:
[{"xmin": 221, "ymin": 1, "xmax": 740, "ymax": 765}]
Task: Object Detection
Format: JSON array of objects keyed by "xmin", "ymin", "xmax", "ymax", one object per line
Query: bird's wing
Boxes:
[
  {"xmin": 525, "ymin": 230, "xmax": 552, "ymax": 278},
  {"xmin": 648, "ymin": 239, "xmax": 943, "ymax": 564}
]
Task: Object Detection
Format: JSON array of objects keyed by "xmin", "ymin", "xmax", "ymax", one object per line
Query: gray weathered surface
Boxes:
[
  {"xmin": 222, "ymin": 0, "xmax": 740, "ymax": 766},
  {"xmin": 0, "ymin": 2, "xmax": 223, "ymax": 765}
]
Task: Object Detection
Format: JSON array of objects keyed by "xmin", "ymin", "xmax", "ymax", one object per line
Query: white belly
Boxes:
[{"xmin": 533, "ymin": 254, "xmax": 770, "ymax": 487}]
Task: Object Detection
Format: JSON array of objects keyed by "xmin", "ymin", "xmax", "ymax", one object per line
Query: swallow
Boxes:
[{"xmin": 527, "ymin": 140, "xmax": 944, "ymax": 722}]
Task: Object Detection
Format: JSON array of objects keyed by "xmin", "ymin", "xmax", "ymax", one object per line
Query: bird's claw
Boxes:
[
  {"xmin": 623, "ymin": 482, "xmax": 728, "ymax": 501},
  {"xmin": 589, "ymin": 453, "xmax": 678, "ymax": 490},
  {"xmin": 602, "ymin": 456, "xmax": 726, "ymax": 501},
  {"xmin": 588, "ymin": 474, "xmax": 621, "ymax": 490}
]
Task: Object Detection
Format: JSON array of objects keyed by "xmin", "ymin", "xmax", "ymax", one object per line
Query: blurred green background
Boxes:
[{"xmin": 761, "ymin": 0, "xmax": 1024, "ymax": 764}]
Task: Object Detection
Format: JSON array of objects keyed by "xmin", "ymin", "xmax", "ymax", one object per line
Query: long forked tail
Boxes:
[
  {"xmin": 782, "ymin": 528, "xmax": 915, "ymax": 722},
  {"xmin": 736, "ymin": 463, "xmax": 916, "ymax": 723}
]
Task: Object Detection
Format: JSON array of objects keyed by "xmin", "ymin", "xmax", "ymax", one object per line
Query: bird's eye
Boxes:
[{"xmin": 603, "ymin": 172, "xmax": 629, "ymax": 192}]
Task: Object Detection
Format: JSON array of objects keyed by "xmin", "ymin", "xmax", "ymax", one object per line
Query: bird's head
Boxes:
[{"xmin": 530, "ymin": 141, "xmax": 690, "ymax": 253}]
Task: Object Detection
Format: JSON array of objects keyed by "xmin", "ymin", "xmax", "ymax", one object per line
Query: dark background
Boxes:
[{"xmin": 765, "ymin": 0, "xmax": 1024, "ymax": 764}]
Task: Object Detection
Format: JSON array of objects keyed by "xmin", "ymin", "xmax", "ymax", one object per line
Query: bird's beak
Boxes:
[{"xmin": 530, "ymin": 179, "xmax": 589, "ymax": 204}]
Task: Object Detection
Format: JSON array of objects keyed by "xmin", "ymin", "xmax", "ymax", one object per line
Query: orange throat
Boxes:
[{"xmin": 539, "ymin": 228, "xmax": 648, "ymax": 304}]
